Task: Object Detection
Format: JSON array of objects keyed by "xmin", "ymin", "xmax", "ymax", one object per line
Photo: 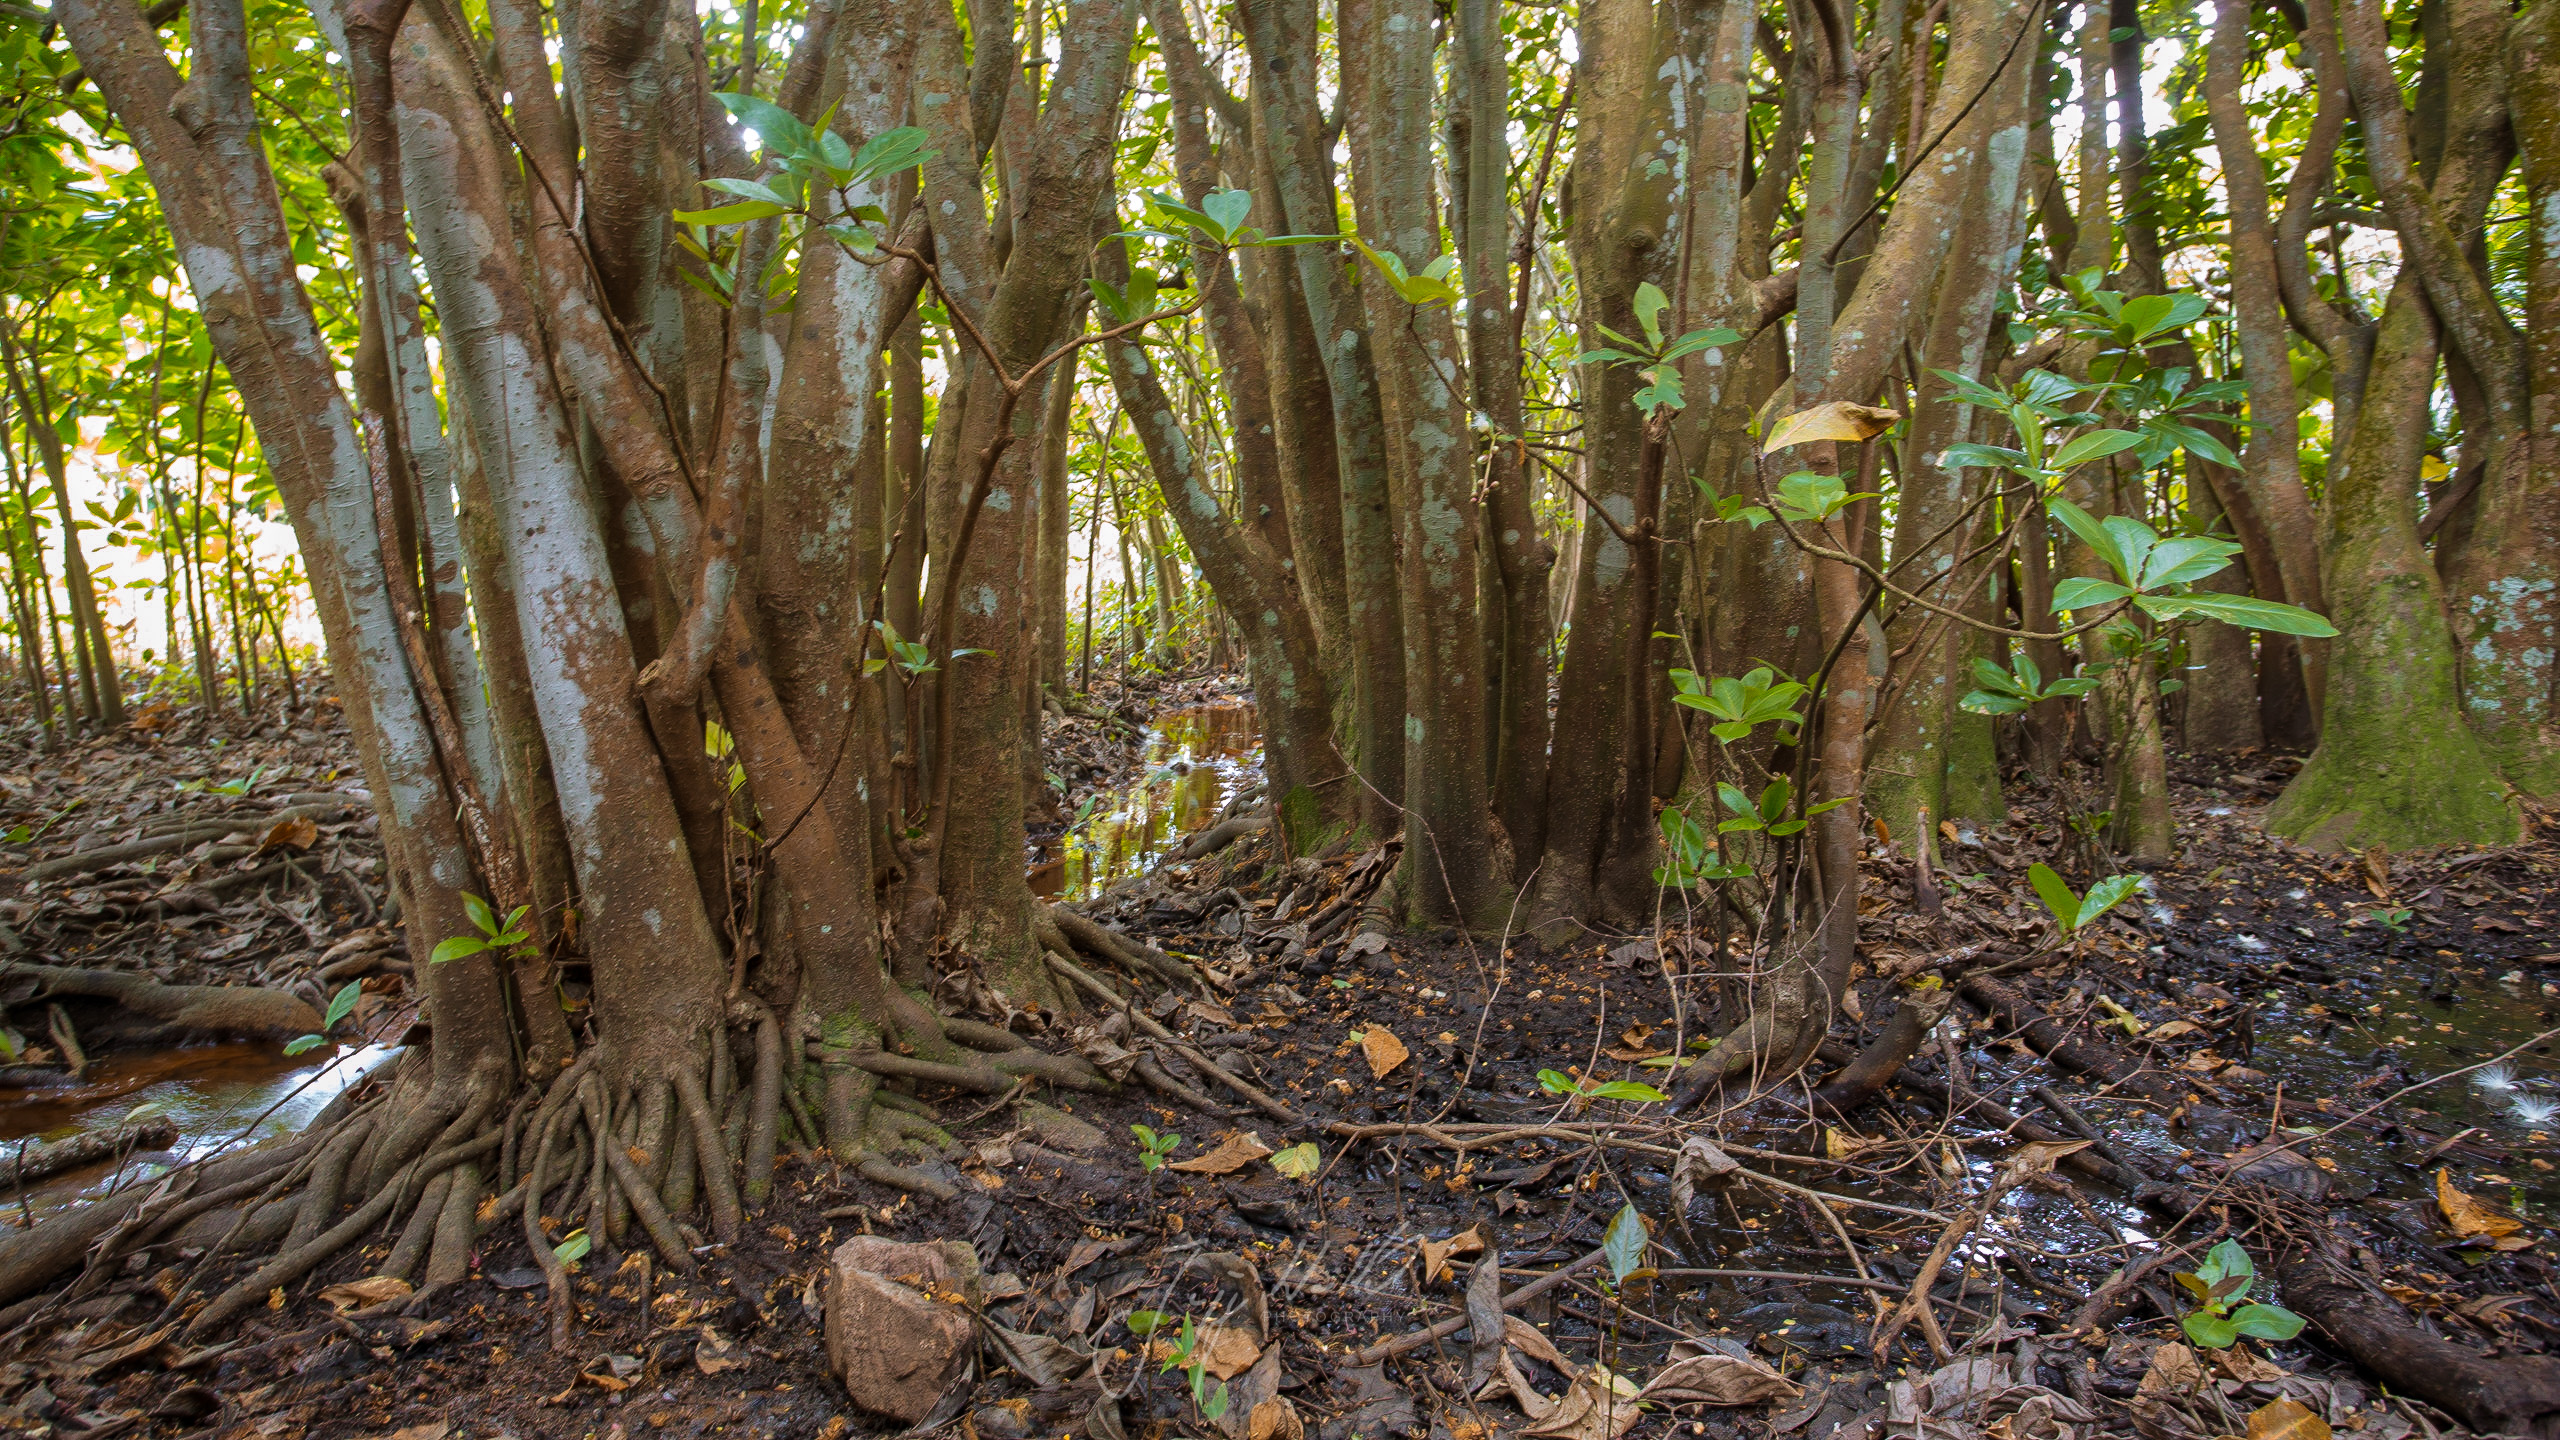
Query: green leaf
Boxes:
[
  {"xmin": 2052, "ymin": 428, "xmax": 2143, "ymax": 469},
  {"xmin": 1941, "ymin": 441, "xmax": 2029, "ymax": 473},
  {"xmin": 2205, "ymin": 1240, "xmax": 2256, "ymax": 1296},
  {"xmin": 2080, "ymin": 874, "xmax": 2142, "ymax": 926},
  {"xmin": 717, "ymin": 90, "xmax": 811, "ymax": 156},
  {"xmin": 816, "ymin": 125, "xmax": 856, "ymax": 178},
  {"xmin": 1200, "ymin": 187, "xmax": 1252, "ymax": 240},
  {"xmin": 822, "ymin": 220, "xmax": 880, "ymax": 254},
  {"xmin": 1632, "ymin": 281, "xmax": 1671, "ymax": 349},
  {"xmin": 463, "ymin": 892, "xmax": 498, "ymax": 937},
  {"xmin": 2136, "ymin": 593, "xmax": 2338, "ymax": 637},
  {"xmin": 1774, "ymin": 469, "xmax": 1847, "ymax": 522},
  {"xmin": 1536, "ymin": 1068, "xmax": 1579, "ymax": 1095},
  {"xmin": 2228, "ymin": 1303, "xmax": 2306, "ymax": 1342},
  {"xmin": 431, "ymin": 935, "xmax": 489, "ymax": 964},
  {"xmin": 1603, "ymin": 1204, "xmax": 1650, "ymax": 1285},
  {"xmin": 1270, "ymin": 1142, "xmax": 1321, "ymax": 1179},
  {"xmin": 2117, "ymin": 294, "xmax": 2177, "ymax": 343},
  {"xmin": 283, "ymin": 1034, "xmax": 327, "ymax": 1056},
  {"xmin": 2028, "ymin": 862, "xmax": 2082, "ymax": 931},
  {"xmin": 674, "ymin": 200, "xmax": 788, "ymax": 226},
  {"xmin": 2044, "ymin": 497, "xmax": 2117, "ymax": 572},
  {"xmin": 1959, "ymin": 689, "xmax": 2028, "ymax": 715},
  {"xmin": 1969, "ymin": 657, "xmax": 2030, "ymax": 698},
  {"xmin": 555, "ymin": 1229, "xmax": 593, "ymax": 1265},
  {"xmin": 2150, "ymin": 417, "xmax": 2240, "ymax": 469},
  {"xmin": 2051, "ymin": 578, "xmax": 2133, "ymax": 611},
  {"xmin": 1932, "ymin": 368, "xmax": 2016, "ymax": 410},
  {"xmin": 324, "ymin": 980, "xmax": 362, "ymax": 1029},
  {"xmin": 2140, "ymin": 536, "xmax": 2241, "ymax": 590},
  {"xmin": 1584, "ymin": 1081, "xmax": 1670, "ymax": 1103},
  {"xmin": 852, "ymin": 125, "xmax": 936, "ymax": 180},
  {"xmin": 2102, "ymin": 515, "xmax": 2160, "ymax": 587},
  {"xmin": 703, "ymin": 176, "xmax": 794, "ymax": 207},
  {"xmin": 1660, "ymin": 326, "xmax": 1742, "ymax": 361},
  {"xmin": 2182, "ymin": 1311, "xmax": 2241, "ymax": 1349},
  {"xmin": 1127, "ymin": 1309, "xmax": 1171, "ymax": 1336}
]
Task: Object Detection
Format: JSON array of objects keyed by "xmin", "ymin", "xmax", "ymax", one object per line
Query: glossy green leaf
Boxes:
[
  {"xmin": 2051, "ymin": 578, "xmax": 2133, "ymax": 611},
  {"xmin": 674, "ymin": 200, "xmax": 788, "ymax": 226},
  {"xmin": 2028, "ymin": 862, "xmax": 2081, "ymax": 930}
]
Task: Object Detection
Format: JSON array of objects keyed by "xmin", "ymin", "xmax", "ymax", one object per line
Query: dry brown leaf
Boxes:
[
  {"xmin": 1198, "ymin": 1324, "xmax": 1262, "ymax": 1380},
  {"xmin": 2245, "ymin": 1398, "xmax": 2332, "ymax": 1440},
  {"xmin": 2436, "ymin": 1169, "xmax": 2528, "ymax": 1246},
  {"xmin": 2146, "ymin": 1020, "xmax": 2202, "ymax": 1040},
  {"xmin": 2211, "ymin": 1347, "xmax": 2287, "ymax": 1383},
  {"xmin": 316, "ymin": 1276, "xmax": 412, "ymax": 1312},
  {"xmin": 1503, "ymin": 1315, "xmax": 1573, "ymax": 1371},
  {"xmin": 2137, "ymin": 1342, "xmax": 2205, "ymax": 1398},
  {"xmin": 1762, "ymin": 401, "xmax": 1901, "ymax": 453},
  {"xmin": 1247, "ymin": 1398, "xmax": 1304, "ymax": 1440},
  {"xmin": 259, "ymin": 815, "xmax": 319, "ymax": 852},
  {"xmin": 1169, "ymin": 1132, "xmax": 1275, "ymax": 1176},
  {"xmin": 1360, "ymin": 1026, "xmax": 1410, "ymax": 1079},
  {"xmin": 1639, "ymin": 1352, "xmax": 1803, "ymax": 1406},
  {"xmin": 695, "ymin": 1327, "xmax": 748, "ymax": 1375},
  {"xmin": 1417, "ymin": 1228, "xmax": 1485, "ymax": 1284},
  {"xmin": 1520, "ymin": 1366, "xmax": 1644, "ymax": 1440},
  {"xmin": 2015, "ymin": 1139, "xmax": 2093, "ymax": 1177}
]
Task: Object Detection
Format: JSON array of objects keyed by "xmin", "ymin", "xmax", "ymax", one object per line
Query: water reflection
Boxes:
[
  {"xmin": 1035, "ymin": 703, "xmax": 1263, "ymax": 904},
  {"xmin": 2, "ymin": 1041, "xmax": 395, "ymax": 1214}
]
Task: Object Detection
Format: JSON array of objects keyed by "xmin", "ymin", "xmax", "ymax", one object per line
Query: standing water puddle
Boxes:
[
  {"xmin": 1032, "ymin": 703, "xmax": 1262, "ymax": 904},
  {"xmin": 2, "ymin": 1041, "xmax": 394, "ymax": 1219}
]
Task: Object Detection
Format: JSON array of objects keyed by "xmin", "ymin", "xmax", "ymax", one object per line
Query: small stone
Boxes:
[
  {"xmin": 1018, "ymin": 1100, "xmax": 1106, "ymax": 1152},
  {"xmin": 823, "ymin": 1237, "xmax": 982, "ymax": 1424}
]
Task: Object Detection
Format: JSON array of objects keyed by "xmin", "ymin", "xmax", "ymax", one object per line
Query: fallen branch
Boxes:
[
  {"xmin": 5, "ymin": 1120, "xmax": 180, "ymax": 1187},
  {"xmin": 2277, "ymin": 1244, "xmax": 2560, "ymax": 1436},
  {"xmin": 1871, "ymin": 1140, "xmax": 2088, "ymax": 1362}
]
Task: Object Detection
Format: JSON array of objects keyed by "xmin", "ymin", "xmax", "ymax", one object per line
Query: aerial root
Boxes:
[
  {"xmin": 184, "ymin": 1124, "xmax": 502, "ymax": 1338},
  {"xmin": 381, "ymin": 1167, "xmax": 454, "ymax": 1282},
  {"xmin": 421, "ymin": 1159, "xmax": 481, "ymax": 1288}
]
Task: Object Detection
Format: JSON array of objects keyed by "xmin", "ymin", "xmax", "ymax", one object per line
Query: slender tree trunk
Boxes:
[{"xmin": 2203, "ymin": 0, "xmax": 2327, "ymax": 716}]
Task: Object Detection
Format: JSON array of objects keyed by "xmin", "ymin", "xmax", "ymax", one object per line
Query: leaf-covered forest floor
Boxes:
[{"xmin": 0, "ymin": 680, "xmax": 2554, "ymax": 1440}]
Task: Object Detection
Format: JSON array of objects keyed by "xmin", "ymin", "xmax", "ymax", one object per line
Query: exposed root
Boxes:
[
  {"xmin": 1133, "ymin": 1053, "xmax": 1229, "ymax": 1114},
  {"xmin": 671, "ymin": 1065, "xmax": 742, "ymax": 1243},
  {"xmin": 520, "ymin": 1101, "xmax": 578, "ymax": 1351},
  {"xmin": 1045, "ymin": 904, "xmax": 1201, "ymax": 989},
  {"xmin": 743, "ymin": 1003, "xmax": 784, "ymax": 1205},
  {"xmin": 590, "ymin": 1076, "xmax": 696, "ymax": 1273},
  {"xmin": 422, "ymin": 1159, "xmax": 480, "ymax": 1287},
  {"xmin": 381, "ymin": 1167, "xmax": 453, "ymax": 1281},
  {"xmin": 184, "ymin": 1127, "xmax": 502, "ymax": 1338}
]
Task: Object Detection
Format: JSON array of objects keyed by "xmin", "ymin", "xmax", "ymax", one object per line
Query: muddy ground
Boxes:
[{"xmin": 0, "ymin": 681, "xmax": 2554, "ymax": 1440}]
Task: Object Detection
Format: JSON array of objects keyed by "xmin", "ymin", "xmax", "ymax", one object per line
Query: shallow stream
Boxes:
[{"xmin": 1, "ymin": 1040, "xmax": 393, "ymax": 1219}]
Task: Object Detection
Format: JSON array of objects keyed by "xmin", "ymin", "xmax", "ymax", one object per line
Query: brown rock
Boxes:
[{"xmin": 823, "ymin": 1237, "xmax": 982, "ymax": 1423}]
